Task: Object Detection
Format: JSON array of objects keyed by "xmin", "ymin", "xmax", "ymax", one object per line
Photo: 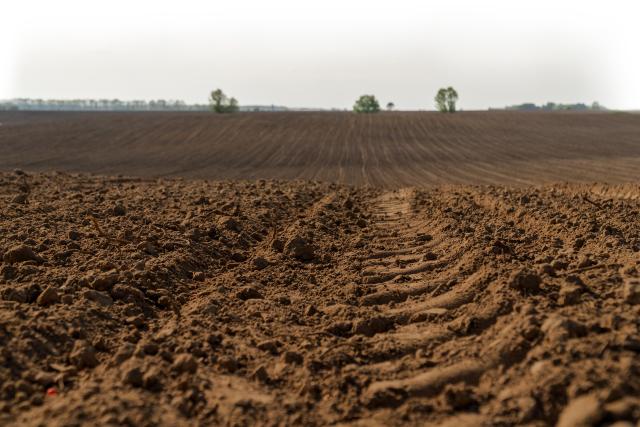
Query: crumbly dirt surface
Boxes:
[{"xmin": 1, "ymin": 171, "xmax": 640, "ymax": 426}]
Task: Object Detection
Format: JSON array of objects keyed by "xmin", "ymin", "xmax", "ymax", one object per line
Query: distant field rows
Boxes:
[{"xmin": 1, "ymin": 111, "xmax": 639, "ymax": 186}]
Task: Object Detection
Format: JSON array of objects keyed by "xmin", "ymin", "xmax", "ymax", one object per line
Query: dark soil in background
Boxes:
[{"xmin": 1, "ymin": 111, "xmax": 640, "ymax": 186}]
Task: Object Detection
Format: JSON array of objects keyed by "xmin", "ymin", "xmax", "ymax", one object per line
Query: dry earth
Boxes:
[
  {"xmin": 1, "ymin": 111, "xmax": 640, "ymax": 186},
  {"xmin": 1, "ymin": 171, "xmax": 640, "ymax": 426}
]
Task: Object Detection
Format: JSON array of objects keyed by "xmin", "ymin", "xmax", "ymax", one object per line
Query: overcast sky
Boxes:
[{"xmin": 1, "ymin": 0, "xmax": 639, "ymax": 110}]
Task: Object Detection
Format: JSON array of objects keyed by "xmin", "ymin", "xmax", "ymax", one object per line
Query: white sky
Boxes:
[{"xmin": 1, "ymin": 0, "xmax": 639, "ymax": 110}]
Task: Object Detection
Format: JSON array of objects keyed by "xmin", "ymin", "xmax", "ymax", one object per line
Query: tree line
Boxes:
[
  {"xmin": 0, "ymin": 88, "xmax": 457, "ymax": 114},
  {"xmin": 0, "ymin": 90, "xmax": 243, "ymax": 114},
  {"xmin": 504, "ymin": 102, "xmax": 605, "ymax": 111},
  {"xmin": 0, "ymin": 98, "xmax": 209, "ymax": 112},
  {"xmin": 1, "ymin": 89, "xmax": 605, "ymax": 114}
]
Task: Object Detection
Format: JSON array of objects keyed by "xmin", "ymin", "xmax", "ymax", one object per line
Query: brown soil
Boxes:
[
  {"xmin": 1, "ymin": 111, "xmax": 640, "ymax": 186},
  {"xmin": 1, "ymin": 171, "xmax": 639, "ymax": 426}
]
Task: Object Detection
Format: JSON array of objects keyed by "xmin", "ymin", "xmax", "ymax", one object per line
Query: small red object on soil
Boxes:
[{"xmin": 46, "ymin": 387, "xmax": 58, "ymax": 397}]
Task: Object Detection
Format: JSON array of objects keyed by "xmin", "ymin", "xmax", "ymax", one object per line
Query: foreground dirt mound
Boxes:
[{"xmin": 0, "ymin": 171, "xmax": 639, "ymax": 426}]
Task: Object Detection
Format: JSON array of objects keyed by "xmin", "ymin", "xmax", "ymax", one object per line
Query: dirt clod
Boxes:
[
  {"xmin": 257, "ymin": 340, "xmax": 280, "ymax": 354},
  {"xmin": 252, "ymin": 256, "xmax": 270, "ymax": 270},
  {"xmin": 218, "ymin": 216, "xmax": 239, "ymax": 231},
  {"xmin": 282, "ymin": 351, "xmax": 304, "ymax": 365},
  {"xmin": 353, "ymin": 316, "xmax": 394, "ymax": 337},
  {"xmin": 556, "ymin": 394, "xmax": 602, "ymax": 427},
  {"xmin": 508, "ymin": 269, "xmax": 541, "ymax": 294},
  {"xmin": 623, "ymin": 279, "xmax": 640, "ymax": 305},
  {"xmin": 113, "ymin": 203, "xmax": 127, "ymax": 216},
  {"xmin": 236, "ymin": 286, "xmax": 263, "ymax": 300},
  {"xmin": 284, "ymin": 235, "xmax": 315, "ymax": 261},
  {"xmin": 423, "ymin": 251, "xmax": 438, "ymax": 261},
  {"xmin": 122, "ymin": 361, "xmax": 144, "ymax": 387},
  {"xmin": 143, "ymin": 367, "xmax": 164, "ymax": 391},
  {"xmin": 36, "ymin": 287, "xmax": 59, "ymax": 306},
  {"xmin": 89, "ymin": 273, "xmax": 118, "ymax": 291},
  {"xmin": 541, "ymin": 314, "xmax": 587, "ymax": 342},
  {"xmin": 559, "ymin": 284, "xmax": 583, "ymax": 306},
  {"xmin": 252, "ymin": 365, "xmax": 270, "ymax": 383},
  {"xmin": 3, "ymin": 245, "xmax": 44, "ymax": 264},
  {"xmin": 218, "ymin": 355, "xmax": 238, "ymax": 372},
  {"xmin": 12, "ymin": 194, "xmax": 27, "ymax": 204},
  {"xmin": 69, "ymin": 341, "xmax": 99, "ymax": 369},
  {"xmin": 172, "ymin": 354, "xmax": 198, "ymax": 374},
  {"xmin": 83, "ymin": 290, "xmax": 113, "ymax": 307}
]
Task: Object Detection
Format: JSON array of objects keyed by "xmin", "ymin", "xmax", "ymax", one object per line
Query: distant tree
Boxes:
[
  {"xmin": 435, "ymin": 89, "xmax": 448, "ymax": 112},
  {"xmin": 209, "ymin": 89, "xmax": 224, "ymax": 111},
  {"xmin": 435, "ymin": 87, "xmax": 458, "ymax": 113},
  {"xmin": 445, "ymin": 87, "xmax": 458, "ymax": 112},
  {"xmin": 209, "ymin": 89, "xmax": 240, "ymax": 113},
  {"xmin": 227, "ymin": 97, "xmax": 239, "ymax": 113},
  {"xmin": 353, "ymin": 95, "xmax": 380, "ymax": 113},
  {"xmin": 386, "ymin": 102, "xmax": 395, "ymax": 111}
]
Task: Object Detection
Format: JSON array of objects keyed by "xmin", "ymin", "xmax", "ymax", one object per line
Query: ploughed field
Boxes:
[
  {"xmin": 1, "ymin": 171, "xmax": 640, "ymax": 426},
  {"xmin": 1, "ymin": 111, "xmax": 640, "ymax": 186}
]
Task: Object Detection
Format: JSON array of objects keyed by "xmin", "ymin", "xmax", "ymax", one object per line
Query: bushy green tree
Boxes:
[
  {"xmin": 353, "ymin": 95, "xmax": 380, "ymax": 113},
  {"xmin": 209, "ymin": 89, "xmax": 240, "ymax": 113},
  {"xmin": 435, "ymin": 87, "xmax": 458, "ymax": 113}
]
